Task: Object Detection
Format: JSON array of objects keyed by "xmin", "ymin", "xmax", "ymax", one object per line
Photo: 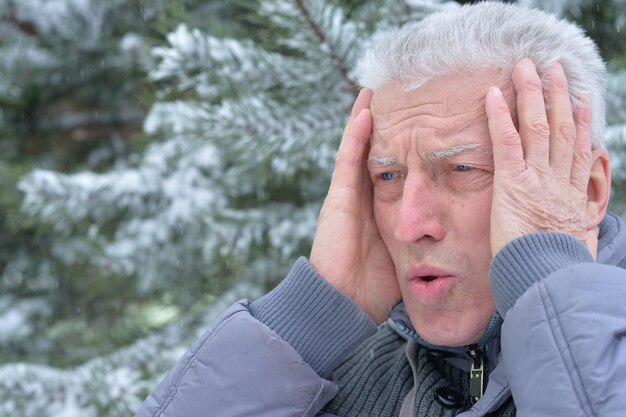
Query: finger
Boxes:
[
  {"xmin": 545, "ymin": 62, "xmax": 576, "ymax": 181},
  {"xmin": 329, "ymin": 108, "xmax": 373, "ymax": 193},
  {"xmin": 485, "ymin": 86, "xmax": 526, "ymax": 177},
  {"xmin": 334, "ymin": 88, "xmax": 372, "ymax": 168},
  {"xmin": 351, "ymin": 88, "xmax": 373, "ymax": 118},
  {"xmin": 513, "ymin": 58, "xmax": 550, "ymax": 169},
  {"xmin": 338, "ymin": 89, "xmax": 372, "ymax": 168},
  {"xmin": 570, "ymin": 95, "xmax": 593, "ymax": 191}
]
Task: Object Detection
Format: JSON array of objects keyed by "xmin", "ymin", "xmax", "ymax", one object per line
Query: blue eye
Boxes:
[
  {"xmin": 455, "ymin": 165, "xmax": 473, "ymax": 172},
  {"xmin": 380, "ymin": 172, "xmax": 397, "ymax": 181}
]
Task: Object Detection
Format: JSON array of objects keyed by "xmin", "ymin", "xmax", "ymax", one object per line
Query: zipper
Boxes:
[
  {"xmin": 467, "ymin": 344, "xmax": 485, "ymax": 404},
  {"xmin": 388, "ymin": 309, "xmax": 502, "ymax": 407}
]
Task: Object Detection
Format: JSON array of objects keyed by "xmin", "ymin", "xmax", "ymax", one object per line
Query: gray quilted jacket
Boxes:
[{"xmin": 136, "ymin": 213, "xmax": 626, "ymax": 416}]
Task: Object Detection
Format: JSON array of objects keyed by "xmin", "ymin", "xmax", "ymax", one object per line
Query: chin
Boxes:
[
  {"xmin": 410, "ymin": 310, "xmax": 491, "ymax": 347},
  {"xmin": 419, "ymin": 329, "xmax": 481, "ymax": 348}
]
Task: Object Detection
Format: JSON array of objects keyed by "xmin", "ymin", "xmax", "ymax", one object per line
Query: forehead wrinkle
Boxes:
[
  {"xmin": 371, "ymin": 95, "xmax": 439, "ymax": 117},
  {"xmin": 371, "ymin": 93, "xmax": 444, "ymax": 133},
  {"xmin": 422, "ymin": 143, "xmax": 490, "ymax": 160},
  {"xmin": 373, "ymin": 108, "xmax": 431, "ymax": 134}
]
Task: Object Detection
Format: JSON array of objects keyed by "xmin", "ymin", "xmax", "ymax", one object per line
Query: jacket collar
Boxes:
[
  {"xmin": 388, "ymin": 300, "xmax": 502, "ymax": 370},
  {"xmin": 597, "ymin": 212, "xmax": 626, "ymax": 266}
]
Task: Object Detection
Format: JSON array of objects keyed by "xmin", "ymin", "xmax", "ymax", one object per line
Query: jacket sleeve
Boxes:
[
  {"xmin": 490, "ymin": 233, "xmax": 626, "ymax": 416},
  {"xmin": 135, "ymin": 257, "xmax": 377, "ymax": 417}
]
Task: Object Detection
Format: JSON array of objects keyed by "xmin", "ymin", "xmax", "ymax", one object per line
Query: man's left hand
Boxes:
[{"xmin": 485, "ymin": 58, "xmax": 596, "ymax": 256}]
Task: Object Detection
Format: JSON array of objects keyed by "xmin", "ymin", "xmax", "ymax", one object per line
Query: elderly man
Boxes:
[{"xmin": 136, "ymin": 2, "xmax": 626, "ymax": 416}]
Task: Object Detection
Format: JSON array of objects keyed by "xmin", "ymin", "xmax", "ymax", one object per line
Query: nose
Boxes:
[{"xmin": 394, "ymin": 173, "xmax": 446, "ymax": 243}]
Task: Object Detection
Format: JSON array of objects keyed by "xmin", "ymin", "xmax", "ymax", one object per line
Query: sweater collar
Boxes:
[{"xmin": 388, "ymin": 302, "xmax": 501, "ymax": 361}]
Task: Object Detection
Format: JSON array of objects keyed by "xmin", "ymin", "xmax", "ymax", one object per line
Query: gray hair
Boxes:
[{"xmin": 355, "ymin": 1, "xmax": 607, "ymax": 148}]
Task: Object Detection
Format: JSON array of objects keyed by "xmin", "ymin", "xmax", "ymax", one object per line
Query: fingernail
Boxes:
[
  {"xmin": 519, "ymin": 58, "xmax": 536, "ymax": 71},
  {"xmin": 548, "ymin": 61, "xmax": 561, "ymax": 70}
]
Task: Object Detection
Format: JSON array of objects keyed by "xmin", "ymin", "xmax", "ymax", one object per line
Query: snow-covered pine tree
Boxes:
[
  {"xmin": 0, "ymin": 0, "xmax": 261, "ymax": 414},
  {"xmin": 0, "ymin": 0, "xmax": 156, "ymax": 367},
  {"xmin": 0, "ymin": 0, "xmax": 272, "ymax": 371},
  {"xmin": 1, "ymin": 0, "xmax": 625, "ymax": 415}
]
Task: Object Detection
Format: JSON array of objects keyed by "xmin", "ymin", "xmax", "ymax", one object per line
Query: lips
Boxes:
[
  {"xmin": 407, "ymin": 265, "xmax": 453, "ymax": 281},
  {"xmin": 406, "ymin": 265, "xmax": 456, "ymax": 305}
]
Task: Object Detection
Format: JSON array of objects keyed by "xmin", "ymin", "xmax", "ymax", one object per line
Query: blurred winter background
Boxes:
[{"xmin": 0, "ymin": 0, "xmax": 624, "ymax": 415}]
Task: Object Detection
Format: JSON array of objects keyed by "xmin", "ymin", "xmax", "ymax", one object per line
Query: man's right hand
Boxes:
[{"xmin": 310, "ymin": 89, "xmax": 400, "ymax": 324}]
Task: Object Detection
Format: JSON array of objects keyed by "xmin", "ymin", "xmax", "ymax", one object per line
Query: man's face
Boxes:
[{"xmin": 369, "ymin": 74, "xmax": 511, "ymax": 347}]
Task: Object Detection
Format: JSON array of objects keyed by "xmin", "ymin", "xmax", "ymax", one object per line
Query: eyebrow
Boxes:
[
  {"xmin": 367, "ymin": 143, "xmax": 491, "ymax": 169},
  {"xmin": 367, "ymin": 155, "xmax": 399, "ymax": 168},
  {"xmin": 422, "ymin": 143, "xmax": 490, "ymax": 160}
]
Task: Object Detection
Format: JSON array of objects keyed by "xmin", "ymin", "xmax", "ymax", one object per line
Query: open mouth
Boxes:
[
  {"xmin": 421, "ymin": 275, "xmax": 439, "ymax": 282},
  {"xmin": 408, "ymin": 269, "xmax": 455, "ymax": 304}
]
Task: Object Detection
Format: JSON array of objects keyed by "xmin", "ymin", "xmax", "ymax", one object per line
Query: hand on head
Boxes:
[
  {"xmin": 310, "ymin": 88, "xmax": 401, "ymax": 324},
  {"xmin": 485, "ymin": 59, "xmax": 610, "ymax": 257}
]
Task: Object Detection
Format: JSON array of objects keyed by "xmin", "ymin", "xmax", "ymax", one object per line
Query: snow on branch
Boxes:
[
  {"xmin": 0, "ymin": 281, "xmax": 263, "ymax": 417},
  {"xmin": 150, "ymin": 24, "xmax": 311, "ymax": 100}
]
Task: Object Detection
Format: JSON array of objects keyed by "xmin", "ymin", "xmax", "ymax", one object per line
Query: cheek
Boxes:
[
  {"xmin": 454, "ymin": 188, "xmax": 492, "ymax": 231},
  {"xmin": 374, "ymin": 200, "xmax": 398, "ymax": 246},
  {"xmin": 452, "ymin": 190, "xmax": 494, "ymax": 263}
]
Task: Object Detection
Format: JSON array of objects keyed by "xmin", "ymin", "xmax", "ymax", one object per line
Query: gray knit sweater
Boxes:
[{"xmin": 322, "ymin": 323, "xmax": 516, "ymax": 416}]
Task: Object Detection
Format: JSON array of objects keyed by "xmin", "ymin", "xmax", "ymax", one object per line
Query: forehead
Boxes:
[{"xmin": 369, "ymin": 72, "xmax": 511, "ymax": 152}]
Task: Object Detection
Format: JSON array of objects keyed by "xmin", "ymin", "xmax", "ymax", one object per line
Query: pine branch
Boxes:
[
  {"xmin": 3, "ymin": 14, "xmax": 38, "ymax": 37},
  {"xmin": 0, "ymin": 281, "xmax": 264, "ymax": 417},
  {"xmin": 294, "ymin": 0, "xmax": 359, "ymax": 95},
  {"xmin": 38, "ymin": 109, "xmax": 145, "ymax": 133}
]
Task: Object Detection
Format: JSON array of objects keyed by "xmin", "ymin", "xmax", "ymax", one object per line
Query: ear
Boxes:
[{"xmin": 586, "ymin": 148, "xmax": 611, "ymax": 229}]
